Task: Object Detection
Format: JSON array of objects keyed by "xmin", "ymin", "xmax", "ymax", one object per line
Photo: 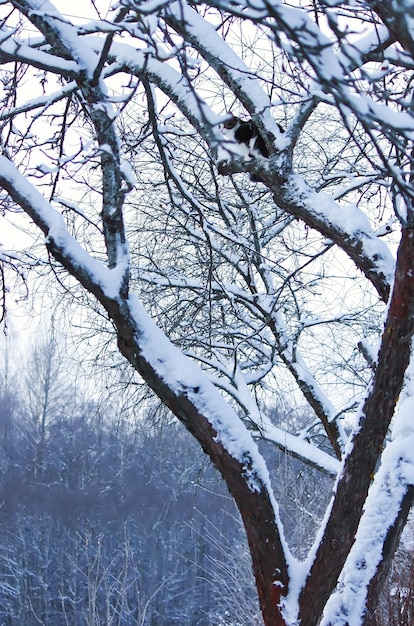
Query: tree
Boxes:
[{"xmin": 0, "ymin": 1, "xmax": 413, "ymax": 624}]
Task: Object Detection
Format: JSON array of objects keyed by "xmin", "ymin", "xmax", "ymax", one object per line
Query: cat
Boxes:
[
  {"xmin": 220, "ymin": 115, "xmax": 284, "ymax": 182},
  {"xmin": 221, "ymin": 115, "xmax": 269, "ymax": 160}
]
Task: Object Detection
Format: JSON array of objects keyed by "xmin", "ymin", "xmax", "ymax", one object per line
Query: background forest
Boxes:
[{"xmin": 0, "ymin": 329, "xmax": 412, "ymax": 625}]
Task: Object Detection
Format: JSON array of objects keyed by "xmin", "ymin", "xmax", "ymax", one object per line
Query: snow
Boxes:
[
  {"xmin": 261, "ymin": 421, "xmax": 340, "ymax": 476},
  {"xmin": 120, "ymin": 160, "xmax": 136, "ymax": 189},
  {"xmin": 0, "ymin": 154, "xmax": 291, "ymax": 515},
  {"xmin": 0, "ymin": 26, "xmax": 79, "ymax": 74},
  {"xmin": 392, "ymin": 396, "xmax": 414, "ymax": 440},
  {"xmin": 346, "ymin": 93, "xmax": 414, "ymax": 135},
  {"xmin": 273, "ymin": 310, "xmax": 346, "ymax": 445},
  {"xmin": 280, "ymin": 358, "xmax": 414, "ymax": 625},
  {"xmin": 2, "ymin": 4, "xmax": 412, "ymax": 622},
  {"xmin": 184, "ymin": 348, "xmax": 340, "ymax": 476},
  {"xmin": 0, "ymin": 162, "xmax": 309, "ymax": 596},
  {"xmin": 336, "ymin": 25, "xmax": 390, "ymax": 72},
  {"xmin": 92, "ymin": 36, "xmax": 222, "ymax": 136},
  {"xmin": 1, "ymin": 3, "xmax": 396, "ymax": 303}
]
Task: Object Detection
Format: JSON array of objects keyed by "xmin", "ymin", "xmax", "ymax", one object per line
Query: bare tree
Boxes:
[
  {"xmin": 23, "ymin": 324, "xmax": 71, "ymax": 478},
  {"xmin": 0, "ymin": 1, "xmax": 414, "ymax": 624}
]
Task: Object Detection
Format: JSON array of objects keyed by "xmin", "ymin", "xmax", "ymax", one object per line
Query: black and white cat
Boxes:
[
  {"xmin": 219, "ymin": 115, "xmax": 283, "ymax": 182},
  {"xmin": 221, "ymin": 115, "xmax": 269, "ymax": 160}
]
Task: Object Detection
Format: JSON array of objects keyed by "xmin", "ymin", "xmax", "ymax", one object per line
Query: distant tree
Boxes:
[
  {"xmin": 1, "ymin": 1, "xmax": 414, "ymax": 625},
  {"xmin": 22, "ymin": 326, "xmax": 71, "ymax": 479}
]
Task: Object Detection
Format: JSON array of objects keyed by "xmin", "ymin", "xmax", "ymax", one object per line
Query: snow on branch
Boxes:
[
  {"xmin": 0, "ymin": 81, "xmax": 78, "ymax": 121},
  {"xmin": 0, "ymin": 27, "xmax": 79, "ymax": 75},
  {"xmin": 14, "ymin": 0, "xmax": 100, "ymax": 79},
  {"xmin": 5, "ymin": 4, "xmax": 392, "ymax": 303},
  {"xmin": 89, "ymin": 37, "xmax": 223, "ymax": 143},
  {"xmin": 273, "ymin": 175, "xmax": 395, "ymax": 302},
  {"xmin": 260, "ymin": 421, "xmax": 340, "ymax": 477},
  {"xmin": 127, "ymin": 292, "xmax": 285, "ymax": 492},
  {"xmin": 156, "ymin": 5, "xmax": 395, "ymax": 299}
]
